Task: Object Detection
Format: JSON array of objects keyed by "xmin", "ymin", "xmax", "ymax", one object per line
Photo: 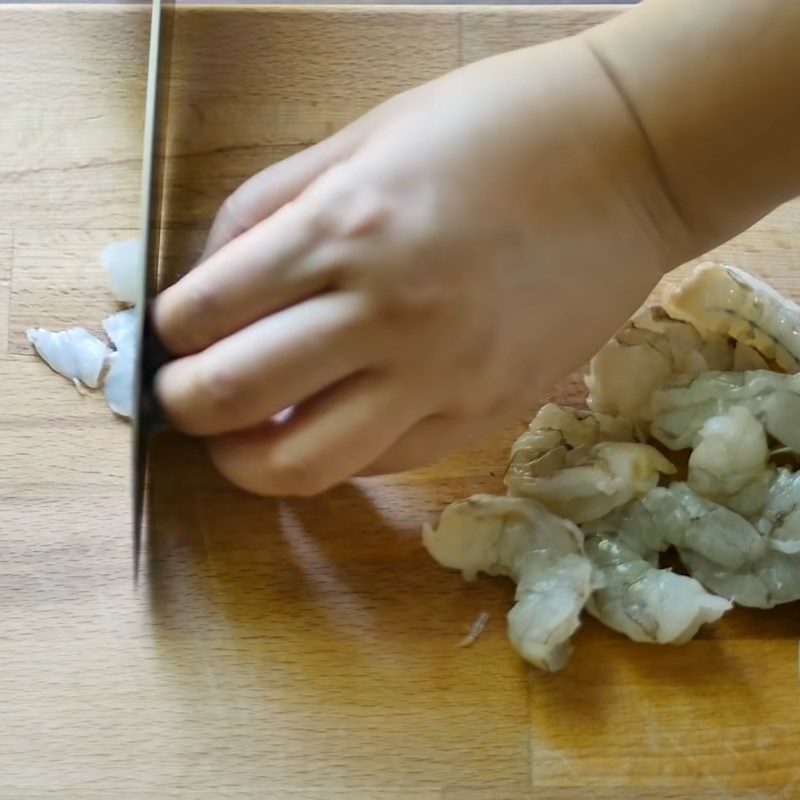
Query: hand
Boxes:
[{"xmin": 154, "ymin": 34, "xmax": 695, "ymax": 497}]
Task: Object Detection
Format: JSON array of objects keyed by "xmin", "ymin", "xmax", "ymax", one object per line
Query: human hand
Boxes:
[{"xmin": 154, "ymin": 34, "xmax": 696, "ymax": 496}]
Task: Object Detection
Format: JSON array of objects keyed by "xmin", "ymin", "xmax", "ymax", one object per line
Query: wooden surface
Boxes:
[{"xmin": 1, "ymin": 5, "xmax": 799, "ymax": 798}]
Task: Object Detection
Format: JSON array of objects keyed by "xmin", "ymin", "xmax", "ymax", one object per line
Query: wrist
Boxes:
[{"xmin": 585, "ymin": 0, "xmax": 800, "ymax": 255}]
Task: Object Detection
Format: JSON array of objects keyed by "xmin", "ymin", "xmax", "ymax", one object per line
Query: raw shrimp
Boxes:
[
  {"xmin": 584, "ymin": 483, "xmax": 768, "ymax": 571},
  {"xmin": 681, "ymin": 548, "xmax": 800, "ymax": 609},
  {"xmin": 681, "ymin": 407, "xmax": 800, "ymax": 552},
  {"xmin": 681, "ymin": 467, "xmax": 800, "ymax": 606},
  {"xmin": 422, "ymin": 265, "xmax": 800, "ymax": 662},
  {"xmin": 584, "ymin": 533, "xmax": 731, "ymax": 644},
  {"xmin": 585, "ymin": 305, "xmax": 736, "ymax": 425},
  {"xmin": 756, "ymin": 469, "xmax": 800, "ymax": 555},
  {"xmin": 101, "ymin": 239, "xmax": 142, "ymax": 306},
  {"xmin": 103, "ymin": 308, "xmax": 138, "ymax": 350},
  {"xmin": 507, "ymin": 404, "xmax": 636, "ymax": 465},
  {"xmin": 102, "ymin": 309, "xmax": 139, "ymax": 418},
  {"xmin": 30, "ymin": 238, "xmax": 143, "ymax": 417},
  {"xmin": 422, "ymin": 494, "xmax": 594, "ymax": 671},
  {"xmin": 505, "ymin": 403, "xmax": 674, "ymax": 524},
  {"xmin": 687, "ymin": 406, "xmax": 772, "ymax": 517},
  {"xmin": 665, "ymin": 262, "xmax": 800, "ymax": 373},
  {"xmin": 651, "ymin": 370, "xmax": 800, "ymax": 452},
  {"xmin": 26, "ymin": 327, "xmax": 111, "ymax": 390}
]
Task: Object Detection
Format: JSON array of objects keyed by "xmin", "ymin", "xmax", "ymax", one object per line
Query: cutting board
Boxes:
[{"xmin": 1, "ymin": 5, "xmax": 799, "ymax": 798}]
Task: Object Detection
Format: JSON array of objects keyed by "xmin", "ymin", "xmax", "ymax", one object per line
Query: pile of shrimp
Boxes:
[{"xmin": 424, "ymin": 262, "xmax": 800, "ymax": 670}]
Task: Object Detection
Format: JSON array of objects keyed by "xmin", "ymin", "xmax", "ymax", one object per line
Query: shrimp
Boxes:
[
  {"xmin": 584, "ymin": 483, "xmax": 768, "ymax": 571},
  {"xmin": 665, "ymin": 262, "xmax": 800, "ymax": 373},
  {"xmin": 686, "ymin": 406, "xmax": 773, "ymax": 517},
  {"xmin": 756, "ymin": 469, "xmax": 800, "ymax": 555},
  {"xmin": 681, "ymin": 548, "xmax": 800, "ymax": 609},
  {"xmin": 100, "ymin": 239, "xmax": 142, "ymax": 306},
  {"xmin": 422, "ymin": 494, "xmax": 594, "ymax": 671},
  {"xmin": 585, "ymin": 305, "xmax": 735, "ymax": 425},
  {"xmin": 421, "ymin": 264, "xmax": 800, "ymax": 661},
  {"xmin": 582, "ymin": 479, "xmax": 800, "ymax": 608},
  {"xmin": 680, "ymin": 465, "xmax": 800, "ymax": 606},
  {"xmin": 26, "ymin": 327, "xmax": 111, "ymax": 390},
  {"xmin": 507, "ymin": 403, "xmax": 635, "ymax": 463},
  {"xmin": 505, "ymin": 403, "xmax": 675, "ymax": 524},
  {"xmin": 683, "ymin": 408, "xmax": 800, "ymax": 552},
  {"xmin": 102, "ymin": 308, "xmax": 139, "ymax": 418},
  {"xmin": 650, "ymin": 370, "xmax": 800, "ymax": 452},
  {"xmin": 584, "ymin": 533, "xmax": 731, "ymax": 644}
]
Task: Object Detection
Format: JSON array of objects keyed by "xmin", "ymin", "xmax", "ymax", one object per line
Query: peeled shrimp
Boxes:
[
  {"xmin": 584, "ymin": 483, "xmax": 768, "ymax": 571},
  {"xmin": 680, "ymin": 406, "xmax": 800, "ymax": 552},
  {"xmin": 101, "ymin": 239, "xmax": 142, "ymax": 306},
  {"xmin": 680, "ymin": 466, "xmax": 800, "ymax": 606},
  {"xmin": 686, "ymin": 405, "xmax": 773, "ymax": 518},
  {"xmin": 505, "ymin": 403, "xmax": 674, "ymax": 523},
  {"xmin": 423, "ymin": 264, "xmax": 800, "ymax": 664},
  {"xmin": 26, "ymin": 327, "xmax": 111, "ymax": 390},
  {"xmin": 30, "ymin": 236, "xmax": 143, "ymax": 418},
  {"xmin": 681, "ymin": 548, "xmax": 800, "ymax": 609},
  {"xmin": 103, "ymin": 308, "xmax": 138, "ymax": 350},
  {"xmin": 586, "ymin": 305, "xmax": 736, "ymax": 425},
  {"xmin": 102, "ymin": 309, "xmax": 139, "ymax": 418},
  {"xmin": 584, "ymin": 533, "xmax": 731, "ymax": 644},
  {"xmin": 665, "ymin": 262, "xmax": 800, "ymax": 372},
  {"xmin": 422, "ymin": 494, "xmax": 594, "ymax": 671},
  {"xmin": 507, "ymin": 403, "xmax": 635, "ymax": 461},
  {"xmin": 756, "ymin": 469, "xmax": 800, "ymax": 555},
  {"xmin": 651, "ymin": 370, "xmax": 800, "ymax": 452}
]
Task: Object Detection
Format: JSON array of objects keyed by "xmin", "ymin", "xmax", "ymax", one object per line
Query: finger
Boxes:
[
  {"xmin": 208, "ymin": 373, "xmax": 420, "ymax": 497},
  {"xmin": 156, "ymin": 292, "xmax": 372, "ymax": 437},
  {"xmin": 202, "ymin": 131, "xmax": 360, "ymax": 259},
  {"xmin": 155, "ymin": 199, "xmax": 335, "ymax": 356}
]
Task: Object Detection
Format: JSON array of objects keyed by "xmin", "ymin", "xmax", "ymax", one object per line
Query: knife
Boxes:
[{"xmin": 132, "ymin": 0, "xmax": 176, "ymax": 579}]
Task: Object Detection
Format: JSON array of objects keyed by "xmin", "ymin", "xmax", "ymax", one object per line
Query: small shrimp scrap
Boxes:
[
  {"xmin": 425, "ymin": 261, "xmax": 800, "ymax": 671},
  {"xmin": 458, "ymin": 611, "xmax": 491, "ymax": 648}
]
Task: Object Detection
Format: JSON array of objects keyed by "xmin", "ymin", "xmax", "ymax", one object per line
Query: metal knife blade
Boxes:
[{"xmin": 132, "ymin": 0, "xmax": 175, "ymax": 580}]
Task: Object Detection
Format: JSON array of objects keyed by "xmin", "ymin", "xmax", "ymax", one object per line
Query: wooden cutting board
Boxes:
[{"xmin": 1, "ymin": 5, "xmax": 799, "ymax": 798}]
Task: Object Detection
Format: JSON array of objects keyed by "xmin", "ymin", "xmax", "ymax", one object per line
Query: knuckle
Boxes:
[
  {"xmin": 308, "ymin": 166, "xmax": 393, "ymax": 242},
  {"xmin": 337, "ymin": 187, "xmax": 392, "ymax": 241},
  {"xmin": 374, "ymin": 282, "xmax": 448, "ymax": 325},
  {"xmin": 185, "ymin": 278, "xmax": 221, "ymax": 324},
  {"xmin": 193, "ymin": 361, "xmax": 245, "ymax": 422},
  {"xmin": 216, "ymin": 194, "xmax": 245, "ymax": 240}
]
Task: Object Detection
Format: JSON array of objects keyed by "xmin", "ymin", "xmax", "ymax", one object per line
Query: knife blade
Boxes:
[{"xmin": 132, "ymin": 0, "xmax": 176, "ymax": 580}]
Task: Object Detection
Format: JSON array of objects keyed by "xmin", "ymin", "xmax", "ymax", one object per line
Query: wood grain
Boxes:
[
  {"xmin": 0, "ymin": 233, "xmax": 12, "ymax": 354},
  {"xmin": 1, "ymin": 5, "xmax": 799, "ymax": 799}
]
